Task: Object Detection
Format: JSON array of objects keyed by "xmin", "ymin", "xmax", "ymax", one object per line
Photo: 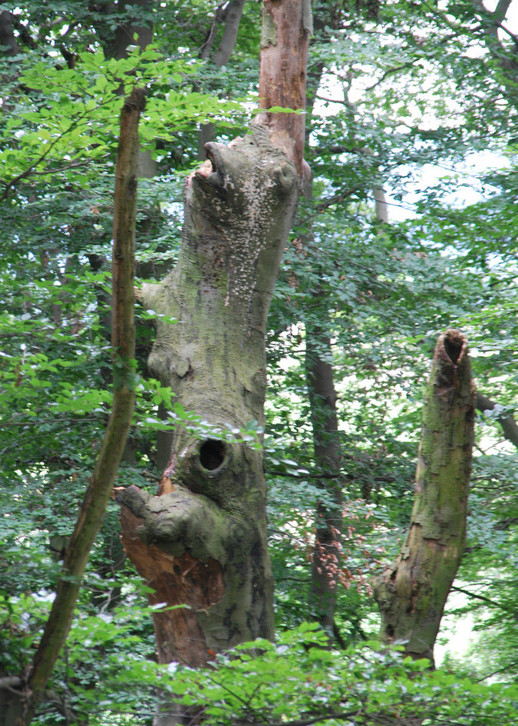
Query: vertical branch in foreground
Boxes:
[
  {"xmin": 8, "ymin": 88, "xmax": 144, "ymax": 726},
  {"xmin": 374, "ymin": 329, "xmax": 475, "ymax": 665}
]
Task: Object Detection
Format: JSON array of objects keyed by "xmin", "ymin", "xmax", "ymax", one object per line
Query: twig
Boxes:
[{"xmin": 450, "ymin": 585, "xmax": 517, "ymax": 617}]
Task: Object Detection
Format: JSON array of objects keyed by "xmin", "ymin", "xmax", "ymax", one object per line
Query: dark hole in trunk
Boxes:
[
  {"xmin": 199, "ymin": 439, "xmax": 226, "ymax": 471},
  {"xmin": 444, "ymin": 330, "xmax": 463, "ymax": 365}
]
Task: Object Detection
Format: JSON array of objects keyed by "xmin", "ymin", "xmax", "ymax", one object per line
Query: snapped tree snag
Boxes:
[
  {"xmin": 116, "ymin": 0, "xmax": 310, "ymax": 700},
  {"xmin": 374, "ymin": 329, "xmax": 475, "ymax": 665}
]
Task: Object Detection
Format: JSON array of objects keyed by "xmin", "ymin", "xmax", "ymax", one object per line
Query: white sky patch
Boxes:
[
  {"xmin": 486, "ymin": 0, "xmax": 518, "ymax": 31},
  {"xmin": 435, "ymin": 588, "xmax": 477, "ymax": 666},
  {"xmin": 386, "ymin": 150, "xmax": 511, "ymax": 221},
  {"xmin": 313, "ymin": 2, "xmax": 518, "ymax": 222}
]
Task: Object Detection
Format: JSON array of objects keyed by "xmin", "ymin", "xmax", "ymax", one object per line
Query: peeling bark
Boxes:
[
  {"xmin": 256, "ymin": 0, "xmax": 311, "ymax": 177},
  {"xmin": 374, "ymin": 329, "xmax": 475, "ymax": 665}
]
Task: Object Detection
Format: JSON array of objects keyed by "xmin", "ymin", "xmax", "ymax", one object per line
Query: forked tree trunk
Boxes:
[
  {"xmin": 117, "ymin": 3, "xmax": 310, "ymax": 722},
  {"xmin": 374, "ymin": 329, "xmax": 475, "ymax": 665}
]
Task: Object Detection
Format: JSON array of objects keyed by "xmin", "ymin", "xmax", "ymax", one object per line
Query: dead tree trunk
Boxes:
[
  {"xmin": 117, "ymin": 2, "xmax": 310, "ymax": 715},
  {"xmin": 118, "ymin": 124, "xmax": 299, "ymax": 668},
  {"xmin": 374, "ymin": 329, "xmax": 475, "ymax": 665}
]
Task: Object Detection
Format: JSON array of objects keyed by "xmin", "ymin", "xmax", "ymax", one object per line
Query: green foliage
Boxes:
[
  {"xmin": 0, "ymin": 580, "xmax": 161, "ymax": 722},
  {"xmin": 1, "ymin": 43, "xmax": 245, "ymax": 198},
  {"xmin": 1, "ymin": 0, "xmax": 518, "ymax": 722},
  {"xmin": 160, "ymin": 625, "xmax": 518, "ymax": 725}
]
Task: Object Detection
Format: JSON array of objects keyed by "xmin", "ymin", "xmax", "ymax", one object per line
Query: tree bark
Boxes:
[
  {"xmin": 118, "ymin": 123, "xmax": 300, "ymax": 666},
  {"xmin": 374, "ymin": 329, "xmax": 475, "ymax": 666},
  {"xmin": 117, "ymin": 3, "xmax": 309, "ymax": 723},
  {"xmin": 0, "ymin": 10, "xmax": 20, "ymax": 56},
  {"xmin": 0, "ymin": 87, "xmax": 143, "ymax": 726},
  {"xmin": 306, "ymin": 314, "xmax": 342, "ymax": 638},
  {"xmin": 257, "ymin": 0, "xmax": 311, "ymax": 178}
]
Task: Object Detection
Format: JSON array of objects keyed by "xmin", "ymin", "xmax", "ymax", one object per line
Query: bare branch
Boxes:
[
  {"xmin": 450, "ymin": 584, "xmax": 518, "ymax": 618},
  {"xmin": 476, "ymin": 392, "xmax": 518, "ymax": 449}
]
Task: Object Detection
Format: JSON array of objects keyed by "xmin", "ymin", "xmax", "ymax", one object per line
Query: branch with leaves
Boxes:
[{"xmin": 3, "ymin": 87, "xmax": 144, "ymax": 726}]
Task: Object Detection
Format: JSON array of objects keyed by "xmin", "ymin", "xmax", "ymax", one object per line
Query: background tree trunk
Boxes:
[
  {"xmin": 306, "ymin": 311, "xmax": 342, "ymax": 639},
  {"xmin": 196, "ymin": 0, "xmax": 246, "ymax": 159},
  {"xmin": 374, "ymin": 329, "xmax": 475, "ymax": 665}
]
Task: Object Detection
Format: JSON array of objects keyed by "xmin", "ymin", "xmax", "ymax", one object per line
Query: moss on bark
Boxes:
[
  {"xmin": 119, "ymin": 127, "xmax": 300, "ymax": 669},
  {"xmin": 374, "ymin": 330, "xmax": 475, "ymax": 665}
]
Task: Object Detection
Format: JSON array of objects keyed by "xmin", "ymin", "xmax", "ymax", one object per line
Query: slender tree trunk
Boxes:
[
  {"xmin": 298, "ymin": 7, "xmax": 346, "ymax": 640},
  {"xmin": 117, "ymin": 2, "xmax": 310, "ymax": 723},
  {"xmin": 0, "ymin": 87, "xmax": 143, "ymax": 726},
  {"xmin": 306, "ymin": 314, "xmax": 342, "ymax": 638},
  {"xmin": 374, "ymin": 329, "xmax": 475, "ymax": 665},
  {"xmin": 197, "ymin": 0, "xmax": 246, "ymax": 159}
]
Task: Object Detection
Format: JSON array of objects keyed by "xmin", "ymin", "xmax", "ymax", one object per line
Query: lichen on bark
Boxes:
[{"xmin": 118, "ymin": 125, "xmax": 300, "ymax": 669}]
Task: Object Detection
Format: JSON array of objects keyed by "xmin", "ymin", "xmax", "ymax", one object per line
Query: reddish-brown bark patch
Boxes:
[{"xmin": 120, "ymin": 506, "xmax": 224, "ymax": 666}]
